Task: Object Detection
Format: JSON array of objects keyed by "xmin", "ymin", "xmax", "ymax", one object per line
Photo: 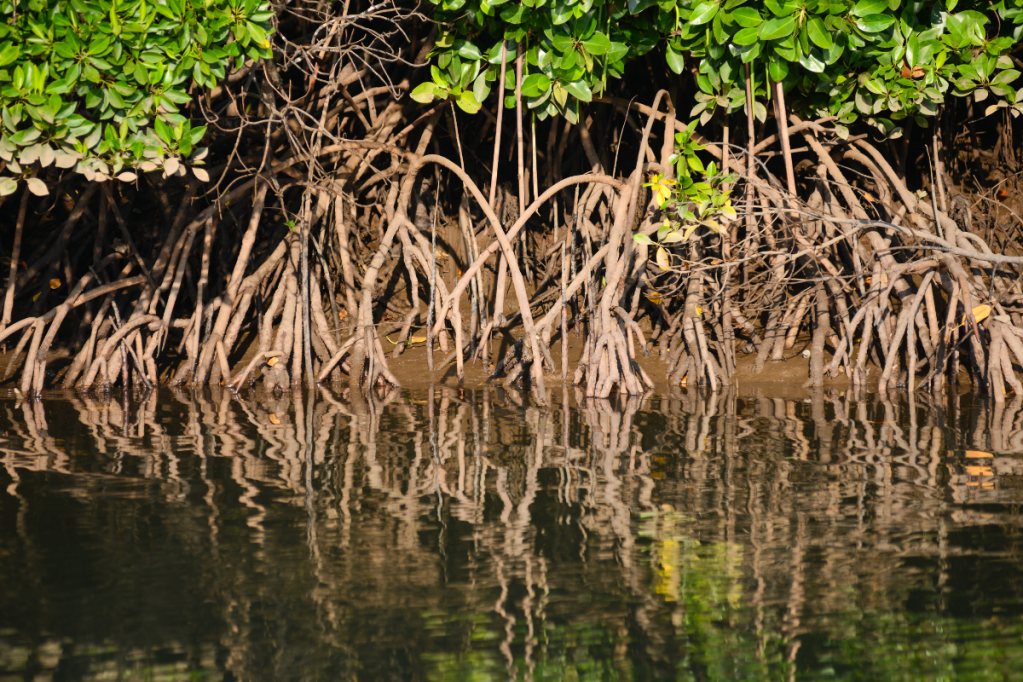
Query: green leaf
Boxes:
[
  {"xmin": 0, "ymin": 43, "xmax": 19, "ymax": 67},
  {"xmin": 410, "ymin": 82, "xmax": 441, "ymax": 103},
  {"xmin": 552, "ymin": 35, "xmax": 575, "ymax": 53},
  {"xmin": 632, "ymin": 233, "xmax": 655, "ymax": 246},
  {"xmin": 163, "ymin": 89, "xmax": 191, "ymax": 104},
  {"xmin": 759, "ymin": 16, "xmax": 796, "ymax": 42},
  {"xmin": 806, "ymin": 17, "xmax": 832, "ymax": 49},
  {"xmin": 851, "ymin": 0, "xmax": 888, "ymax": 16},
  {"xmin": 768, "ymin": 59, "xmax": 789, "ymax": 82},
  {"xmin": 689, "ymin": 3, "xmax": 719, "ymax": 25},
  {"xmin": 606, "ymin": 42, "xmax": 629, "ymax": 64},
  {"xmin": 731, "ymin": 7, "xmax": 762, "ymax": 28},
  {"xmin": 154, "ymin": 118, "xmax": 174, "ymax": 145},
  {"xmin": 553, "ymin": 81, "xmax": 568, "ymax": 108},
  {"xmin": 473, "ymin": 73, "xmax": 491, "ymax": 104},
  {"xmin": 856, "ymin": 15, "xmax": 895, "ymax": 33},
  {"xmin": 564, "ymin": 80, "xmax": 593, "ymax": 102},
  {"xmin": 992, "ymin": 70, "xmax": 1021, "ymax": 85},
  {"xmin": 500, "ymin": 4, "xmax": 526, "ymax": 23},
  {"xmin": 453, "ymin": 40, "xmax": 482, "ymax": 60},
  {"xmin": 733, "ymin": 26, "xmax": 761, "ymax": 46},
  {"xmin": 582, "ymin": 32, "xmax": 612, "ymax": 55},
  {"xmin": 520, "ymin": 73, "xmax": 551, "ymax": 97},
  {"xmin": 455, "ymin": 90, "xmax": 482, "ymax": 114},
  {"xmin": 798, "ymin": 49, "xmax": 826, "ymax": 73},
  {"xmin": 666, "ymin": 44, "xmax": 685, "ymax": 74}
]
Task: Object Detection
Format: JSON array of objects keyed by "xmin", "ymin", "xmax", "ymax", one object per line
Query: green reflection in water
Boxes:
[{"xmin": 0, "ymin": 387, "xmax": 1021, "ymax": 681}]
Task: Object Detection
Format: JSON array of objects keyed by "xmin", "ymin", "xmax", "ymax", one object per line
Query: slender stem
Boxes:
[
  {"xmin": 427, "ymin": 202, "xmax": 437, "ymax": 372},
  {"xmin": 515, "ymin": 42, "xmax": 527, "ymax": 282},
  {"xmin": 483, "ymin": 40, "xmax": 509, "ymax": 363},
  {"xmin": 450, "ymin": 107, "xmax": 465, "ymax": 171},
  {"xmin": 773, "ymin": 79, "xmax": 797, "ymax": 198},
  {"xmin": 531, "ymin": 112, "xmax": 539, "ymax": 205},
  {"xmin": 301, "ymin": 191, "xmax": 314, "ymax": 389},
  {"xmin": 488, "ymin": 40, "xmax": 508, "ymax": 210},
  {"xmin": 745, "ymin": 65, "xmax": 756, "ymax": 194},
  {"xmin": 1, "ymin": 182, "xmax": 31, "ymax": 336},
  {"xmin": 515, "ymin": 42, "xmax": 526, "ymax": 215},
  {"xmin": 721, "ymin": 114, "xmax": 730, "ymax": 192},
  {"xmin": 933, "ymin": 117, "xmax": 948, "ymax": 214}
]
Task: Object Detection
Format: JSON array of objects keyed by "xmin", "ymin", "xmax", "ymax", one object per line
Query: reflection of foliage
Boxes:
[{"xmin": 641, "ymin": 507, "xmax": 742, "ymax": 607}]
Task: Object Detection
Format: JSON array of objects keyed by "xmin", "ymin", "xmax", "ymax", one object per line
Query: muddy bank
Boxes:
[{"xmin": 378, "ymin": 330, "xmax": 857, "ymax": 397}]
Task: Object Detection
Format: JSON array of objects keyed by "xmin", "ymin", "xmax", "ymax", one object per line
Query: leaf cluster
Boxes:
[
  {"xmin": 420, "ymin": 0, "xmax": 1023, "ymax": 135},
  {"xmin": 0, "ymin": 0, "xmax": 274, "ymax": 195}
]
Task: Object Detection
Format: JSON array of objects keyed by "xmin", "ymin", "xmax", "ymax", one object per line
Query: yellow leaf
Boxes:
[
  {"xmin": 647, "ymin": 174, "xmax": 677, "ymax": 207},
  {"xmin": 49, "ymin": 278, "xmax": 61, "ymax": 290},
  {"xmin": 973, "ymin": 304, "xmax": 991, "ymax": 323},
  {"xmin": 267, "ymin": 357, "xmax": 279, "ymax": 366},
  {"xmin": 269, "ymin": 414, "xmax": 280, "ymax": 425},
  {"xmin": 32, "ymin": 292, "xmax": 40, "ymax": 302},
  {"xmin": 695, "ymin": 306, "xmax": 703, "ymax": 316},
  {"xmin": 656, "ymin": 247, "xmax": 670, "ymax": 271},
  {"xmin": 965, "ymin": 450, "xmax": 993, "ymax": 459},
  {"xmin": 646, "ymin": 292, "xmax": 663, "ymax": 305}
]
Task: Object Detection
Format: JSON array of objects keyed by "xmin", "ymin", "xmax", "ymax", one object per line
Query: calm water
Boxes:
[{"xmin": 1, "ymin": 386, "xmax": 1023, "ymax": 681}]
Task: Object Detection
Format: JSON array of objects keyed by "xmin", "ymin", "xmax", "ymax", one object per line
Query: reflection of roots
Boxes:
[{"xmin": 7, "ymin": 384, "xmax": 1023, "ymax": 679}]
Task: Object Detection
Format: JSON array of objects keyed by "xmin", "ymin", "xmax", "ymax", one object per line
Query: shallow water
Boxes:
[{"xmin": 1, "ymin": 386, "xmax": 1023, "ymax": 681}]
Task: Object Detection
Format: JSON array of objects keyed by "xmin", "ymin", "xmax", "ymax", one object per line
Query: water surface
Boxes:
[{"xmin": 2, "ymin": 386, "xmax": 1023, "ymax": 681}]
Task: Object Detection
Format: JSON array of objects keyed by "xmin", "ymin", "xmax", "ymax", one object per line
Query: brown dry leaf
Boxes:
[
  {"xmin": 49, "ymin": 279, "xmax": 61, "ymax": 290},
  {"xmin": 267, "ymin": 357, "xmax": 279, "ymax": 366},
  {"xmin": 965, "ymin": 450, "xmax": 993, "ymax": 459},
  {"xmin": 269, "ymin": 414, "xmax": 281, "ymax": 425}
]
